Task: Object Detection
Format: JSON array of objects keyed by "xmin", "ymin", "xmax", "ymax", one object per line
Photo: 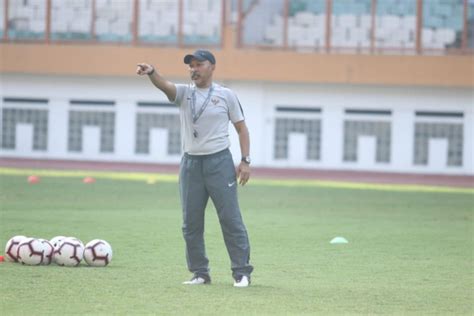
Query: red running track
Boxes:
[{"xmin": 0, "ymin": 157, "xmax": 472, "ymax": 188}]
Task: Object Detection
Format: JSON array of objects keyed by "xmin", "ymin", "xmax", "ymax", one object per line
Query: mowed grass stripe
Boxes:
[{"xmin": 1, "ymin": 167, "xmax": 472, "ymax": 194}]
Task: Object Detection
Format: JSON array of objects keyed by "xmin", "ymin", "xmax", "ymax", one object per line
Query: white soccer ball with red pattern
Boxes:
[
  {"xmin": 84, "ymin": 239, "xmax": 113, "ymax": 267},
  {"xmin": 54, "ymin": 237, "xmax": 84, "ymax": 266},
  {"xmin": 50, "ymin": 235, "xmax": 67, "ymax": 263},
  {"xmin": 4, "ymin": 235, "xmax": 27, "ymax": 262},
  {"xmin": 39, "ymin": 239, "xmax": 54, "ymax": 265},
  {"xmin": 50, "ymin": 235, "xmax": 66, "ymax": 249},
  {"xmin": 17, "ymin": 238, "xmax": 45, "ymax": 265},
  {"xmin": 67, "ymin": 237, "xmax": 84, "ymax": 245}
]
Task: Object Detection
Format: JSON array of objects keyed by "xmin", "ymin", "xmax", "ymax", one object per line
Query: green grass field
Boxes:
[{"xmin": 0, "ymin": 174, "xmax": 473, "ymax": 315}]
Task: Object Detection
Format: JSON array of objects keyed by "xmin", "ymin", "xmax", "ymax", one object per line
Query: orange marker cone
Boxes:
[
  {"xmin": 83, "ymin": 177, "xmax": 96, "ymax": 184},
  {"xmin": 27, "ymin": 175, "xmax": 40, "ymax": 184}
]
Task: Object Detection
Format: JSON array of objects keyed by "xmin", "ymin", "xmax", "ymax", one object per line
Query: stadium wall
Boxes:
[
  {"xmin": 1, "ymin": 40, "xmax": 473, "ymax": 87},
  {"xmin": 1, "ymin": 73, "xmax": 472, "ymax": 175}
]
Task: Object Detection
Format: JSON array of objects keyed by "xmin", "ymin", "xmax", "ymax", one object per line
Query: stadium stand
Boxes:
[
  {"xmin": 2, "ymin": 0, "xmax": 472, "ymax": 53},
  {"xmin": 138, "ymin": 0, "xmax": 179, "ymax": 44},
  {"xmin": 51, "ymin": 0, "xmax": 92, "ymax": 41},
  {"xmin": 250, "ymin": 0, "xmax": 472, "ymax": 53},
  {"xmin": 6, "ymin": 0, "xmax": 46, "ymax": 40}
]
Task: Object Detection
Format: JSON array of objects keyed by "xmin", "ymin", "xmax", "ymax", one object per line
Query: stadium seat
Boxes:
[
  {"xmin": 7, "ymin": 0, "xmax": 46, "ymax": 39},
  {"xmin": 50, "ymin": 0, "xmax": 92, "ymax": 41}
]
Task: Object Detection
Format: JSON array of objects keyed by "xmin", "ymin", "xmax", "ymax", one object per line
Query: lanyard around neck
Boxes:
[{"xmin": 191, "ymin": 84, "xmax": 214, "ymax": 124}]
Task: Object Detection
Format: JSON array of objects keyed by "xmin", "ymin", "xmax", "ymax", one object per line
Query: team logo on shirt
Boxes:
[{"xmin": 211, "ymin": 98, "xmax": 220, "ymax": 105}]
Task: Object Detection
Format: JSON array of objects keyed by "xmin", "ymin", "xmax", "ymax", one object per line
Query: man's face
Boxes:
[{"xmin": 188, "ymin": 59, "xmax": 215, "ymax": 87}]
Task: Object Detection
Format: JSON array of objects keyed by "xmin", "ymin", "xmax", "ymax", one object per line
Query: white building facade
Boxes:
[{"xmin": 1, "ymin": 73, "xmax": 472, "ymax": 175}]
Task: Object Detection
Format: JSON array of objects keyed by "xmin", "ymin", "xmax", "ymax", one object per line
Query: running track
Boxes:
[{"xmin": 0, "ymin": 158, "xmax": 472, "ymax": 188}]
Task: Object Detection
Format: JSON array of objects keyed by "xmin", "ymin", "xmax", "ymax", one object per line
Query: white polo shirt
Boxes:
[{"xmin": 174, "ymin": 83, "xmax": 245, "ymax": 155}]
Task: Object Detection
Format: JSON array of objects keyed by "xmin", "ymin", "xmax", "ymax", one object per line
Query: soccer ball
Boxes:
[
  {"xmin": 39, "ymin": 239, "xmax": 54, "ymax": 265},
  {"xmin": 84, "ymin": 239, "xmax": 113, "ymax": 267},
  {"xmin": 50, "ymin": 235, "xmax": 66, "ymax": 249},
  {"xmin": 17, "ymin": 238, "xmax": 45, "ymax": 265},
  {"xmin": 4, "ymin": 235, "xmax": 27, "ymax": 262},
  {"xmin": 50, "ymin": 235, "xmax": 66, "ymax": 263},
  {"xmin": 53, "ymin": 237, "xmax": 84, "ymax": 266},
  {"xmin": 67, "ymin": 237, "xmax": 84, "ymax": 245}
]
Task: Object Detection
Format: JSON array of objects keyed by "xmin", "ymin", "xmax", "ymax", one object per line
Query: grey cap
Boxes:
[{"xmin": 184, "ymin": 49, "xmax": 216, "ymax": 65}]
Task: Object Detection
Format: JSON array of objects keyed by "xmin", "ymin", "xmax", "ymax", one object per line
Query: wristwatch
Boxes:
[{"xmin": 241, "ymin": 156, "xmax": 251, "ymax": 164}]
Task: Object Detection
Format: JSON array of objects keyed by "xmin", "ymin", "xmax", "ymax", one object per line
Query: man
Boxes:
[{"xmin": 136, "ymin": 49, "xmax": 253, "ymax": 287}]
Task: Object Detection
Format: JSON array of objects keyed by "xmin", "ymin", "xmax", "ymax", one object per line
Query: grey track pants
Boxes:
[{"xmin": 179, "ymin": 148, "xmax": 253, "ymax": 279}]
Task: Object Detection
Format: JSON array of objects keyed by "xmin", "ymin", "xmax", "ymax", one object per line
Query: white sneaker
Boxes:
[
  {"xmin": 233, "ymin": 275, "xmax": 250, "ymax": 288},
  {"xmin": 182, "ymin": 276, "xmax": 211, "ymax": 285}
]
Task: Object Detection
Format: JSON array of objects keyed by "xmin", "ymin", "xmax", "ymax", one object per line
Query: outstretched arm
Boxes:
[{"xmin": 136, "ymin": 63, "xmax": 177, "ymax": 102}]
